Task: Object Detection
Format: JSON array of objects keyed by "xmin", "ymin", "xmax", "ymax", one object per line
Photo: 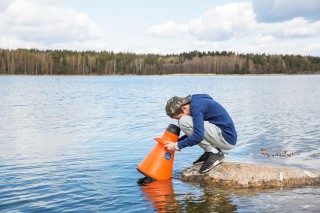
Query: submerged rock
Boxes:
[
  {"xmin": 180, "ymin": 162, "xmax": 320, "ymax": 189},
  {"xmin": 258, "ymin": 148, "xmax": 299, "ymax": 157}
]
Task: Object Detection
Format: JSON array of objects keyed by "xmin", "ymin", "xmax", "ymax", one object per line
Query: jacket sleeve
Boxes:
[
  {"xmin": 177, "ymin": 106, "xmax": 205, "ymax": 149},
  {"xmin": 178, "ymin": 135, "xmax": 187, "ymax": 141}
]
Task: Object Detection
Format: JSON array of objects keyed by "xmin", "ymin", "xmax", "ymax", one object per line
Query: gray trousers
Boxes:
[{"xmin": 178, "ymin": 115, "xmax": 234, "ymax": 151}]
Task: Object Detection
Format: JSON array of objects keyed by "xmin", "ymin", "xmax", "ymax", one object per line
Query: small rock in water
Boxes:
[
  {"xmin": 260, "ymin": 148, "xmax": 270, "ymax": 157},
  {"xmin": 259, "ymin": 148, "xmax": 299, "ymax": 157}
]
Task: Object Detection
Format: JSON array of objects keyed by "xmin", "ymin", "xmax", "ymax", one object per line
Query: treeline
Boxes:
[{"xmin": 1, "ymin": 48, "xmax": 320, "ymax": 75}]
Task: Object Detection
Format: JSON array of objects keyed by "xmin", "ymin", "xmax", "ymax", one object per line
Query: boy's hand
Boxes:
[{"xmin": 164, "ymin": 142, "xmax": 178, "ymax": 152}]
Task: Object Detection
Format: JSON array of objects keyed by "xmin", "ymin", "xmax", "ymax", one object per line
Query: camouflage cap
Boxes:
[{"xmin": 165, "ymin": 95, "xmax": 192, "ymax": 118}]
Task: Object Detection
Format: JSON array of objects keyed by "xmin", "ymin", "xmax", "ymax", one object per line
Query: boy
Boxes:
[{"xmin": 164, "ymin": 94, "xmax": 237, "ymax": 173}]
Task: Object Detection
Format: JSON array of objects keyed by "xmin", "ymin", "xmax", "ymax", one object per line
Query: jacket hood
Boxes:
[{"xmin": 191, "ymin": 94, "xmax": 213, "ymax": 100}]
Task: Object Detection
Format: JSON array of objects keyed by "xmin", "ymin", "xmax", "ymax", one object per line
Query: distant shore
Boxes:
[
  {"xmin": 1, "ymin": 49, "xmax": 320, "ymax": 75},
  {"xmin": 1, "ymin": 73, "xmax": 319, "ymax": 77}
]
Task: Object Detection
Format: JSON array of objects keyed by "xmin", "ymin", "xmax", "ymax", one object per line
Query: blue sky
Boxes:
[{"xmin": 1, "ymin": 0, "xmax": 320, "ymax": 56}]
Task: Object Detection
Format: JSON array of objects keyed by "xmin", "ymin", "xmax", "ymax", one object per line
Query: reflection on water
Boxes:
[
  {"xmin": 138, "ymin": 178, "xmax": 180, "ymax": 212},
  {"xmin": 0, "ymin": 75, "xmax": 319, "ymax": 212},
  {"xmin": 138, "ymin": 178, "xmax": 320, "ymax": 213},
  {"xmin": 137, "ymin": 178, "xmax": 238, "ymax": 213}
]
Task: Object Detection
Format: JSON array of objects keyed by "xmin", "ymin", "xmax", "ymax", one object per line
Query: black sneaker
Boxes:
[
  {"xmin": 193, "ymin": 152, "xmax": 211, "ymax": 165},
  {"xmin": 199, "ymin": 149, "xmax": 226, "ymax": 174}
]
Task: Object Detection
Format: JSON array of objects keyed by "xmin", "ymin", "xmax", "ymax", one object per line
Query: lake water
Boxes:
[{"xmin": 0, "ymin": 75, "xmax": 319, "ymax": 212}]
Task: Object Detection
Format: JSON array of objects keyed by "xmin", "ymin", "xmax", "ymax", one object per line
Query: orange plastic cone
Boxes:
[{"xmin": 137, "ymin": 124, "xmax": 180, "ymax": 180}]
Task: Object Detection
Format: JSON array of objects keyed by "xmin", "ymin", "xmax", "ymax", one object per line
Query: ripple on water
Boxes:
[{"xmin": 0, "ymin": 76, "xmax": 319, "ymax": 212}]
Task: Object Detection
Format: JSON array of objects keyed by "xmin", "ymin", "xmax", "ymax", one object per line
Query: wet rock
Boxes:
[{"xmin": 180, "ymin": 162, "xmax": 320, "ymax": 189}]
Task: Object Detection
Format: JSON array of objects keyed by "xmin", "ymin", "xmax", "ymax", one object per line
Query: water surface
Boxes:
[{"xmin": 0, "ymin": 75, "xmax": 319, "ymax": 212}]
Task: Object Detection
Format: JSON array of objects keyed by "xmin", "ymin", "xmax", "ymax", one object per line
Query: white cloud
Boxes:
[
  {"xmin": 146, "ymin": 2, "xmax": 320, "ymax": 55},
  {"xmin": 0, "ymin": 0, "xmax": 106, "ymax": 50},
  {"xmin": 1, "ymin": 0, "xmax": 319, "ymax": 56},
  {"xmin": 191, "ymin": 40, "xmax": 211, "ymax": 47},
  {"xmin": 0, "ymin": 0, "xmax": 14, "ymax": 11},
  {"xmin": 188, "ymin": 3, "xmax": 320, "ymax": 41},
  {"xmin": 264, "ymin": 18, "xmax": 320, "ymax": 39},
  {"xmin": 147, "ymin": 2, "xmax": 320, "ymax": 41},
  {"xmin": 146, "ymin": 21, "xmax": 188, "ymax": 38},
  {"xmin": 147, "ymin": 3, "xmax": 256, "ymax": 41},
  {"xmin": 249, "ymin": 36, "xmax": 320, "ymax": 56},
  {"xmin": 189, "ymin": 3, "xmax": 256, "ymax": 41}
]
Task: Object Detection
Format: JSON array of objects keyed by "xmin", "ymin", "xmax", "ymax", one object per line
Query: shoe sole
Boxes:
[
  {"xmin": 199, "ymin": 156, "xmax": 226, "ymax": 174},
  {"xmin": 193, "ymin": 161, "xmax": 204, "ymax": 165}
]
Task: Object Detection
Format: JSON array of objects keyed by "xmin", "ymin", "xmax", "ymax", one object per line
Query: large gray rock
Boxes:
[{"xmin": 180, "ymin": 162, "xmax": 320, "ymax": 188}]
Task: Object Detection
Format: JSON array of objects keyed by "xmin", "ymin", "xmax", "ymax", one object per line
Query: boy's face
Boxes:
[{"xmin": 172, "ymin": 105, "xmax": 190, "ymax": 120}]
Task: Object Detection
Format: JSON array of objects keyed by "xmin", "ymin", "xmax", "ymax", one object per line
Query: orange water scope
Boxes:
[{"xmin": 137, "ymin": 124, "xmax": 181, "ymax": 180}]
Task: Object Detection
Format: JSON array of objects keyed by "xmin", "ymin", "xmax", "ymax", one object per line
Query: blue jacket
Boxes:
[{"xmin": 177, "ymin": 94, "xmax": 237, "ymax": 149}]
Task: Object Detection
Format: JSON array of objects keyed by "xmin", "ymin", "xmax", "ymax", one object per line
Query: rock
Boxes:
[{"xmin": 180, "ymin": 162, "xmax": 320, "ymax": 189}]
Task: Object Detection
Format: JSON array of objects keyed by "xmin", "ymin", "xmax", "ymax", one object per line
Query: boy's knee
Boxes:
[{"xmin": 178, "ymin": 115, "xmax": 193, "ymax": 130}]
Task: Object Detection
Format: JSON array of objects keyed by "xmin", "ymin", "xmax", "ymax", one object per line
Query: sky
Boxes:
[{"xmin": 0, "ymin": 0, "xmax": 320, "ymax": 56}]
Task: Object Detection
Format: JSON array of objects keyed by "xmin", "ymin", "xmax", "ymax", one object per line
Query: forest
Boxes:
[{"xmin": 1, "ymin": 48, "xmax": 320, "ymax": 75}]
